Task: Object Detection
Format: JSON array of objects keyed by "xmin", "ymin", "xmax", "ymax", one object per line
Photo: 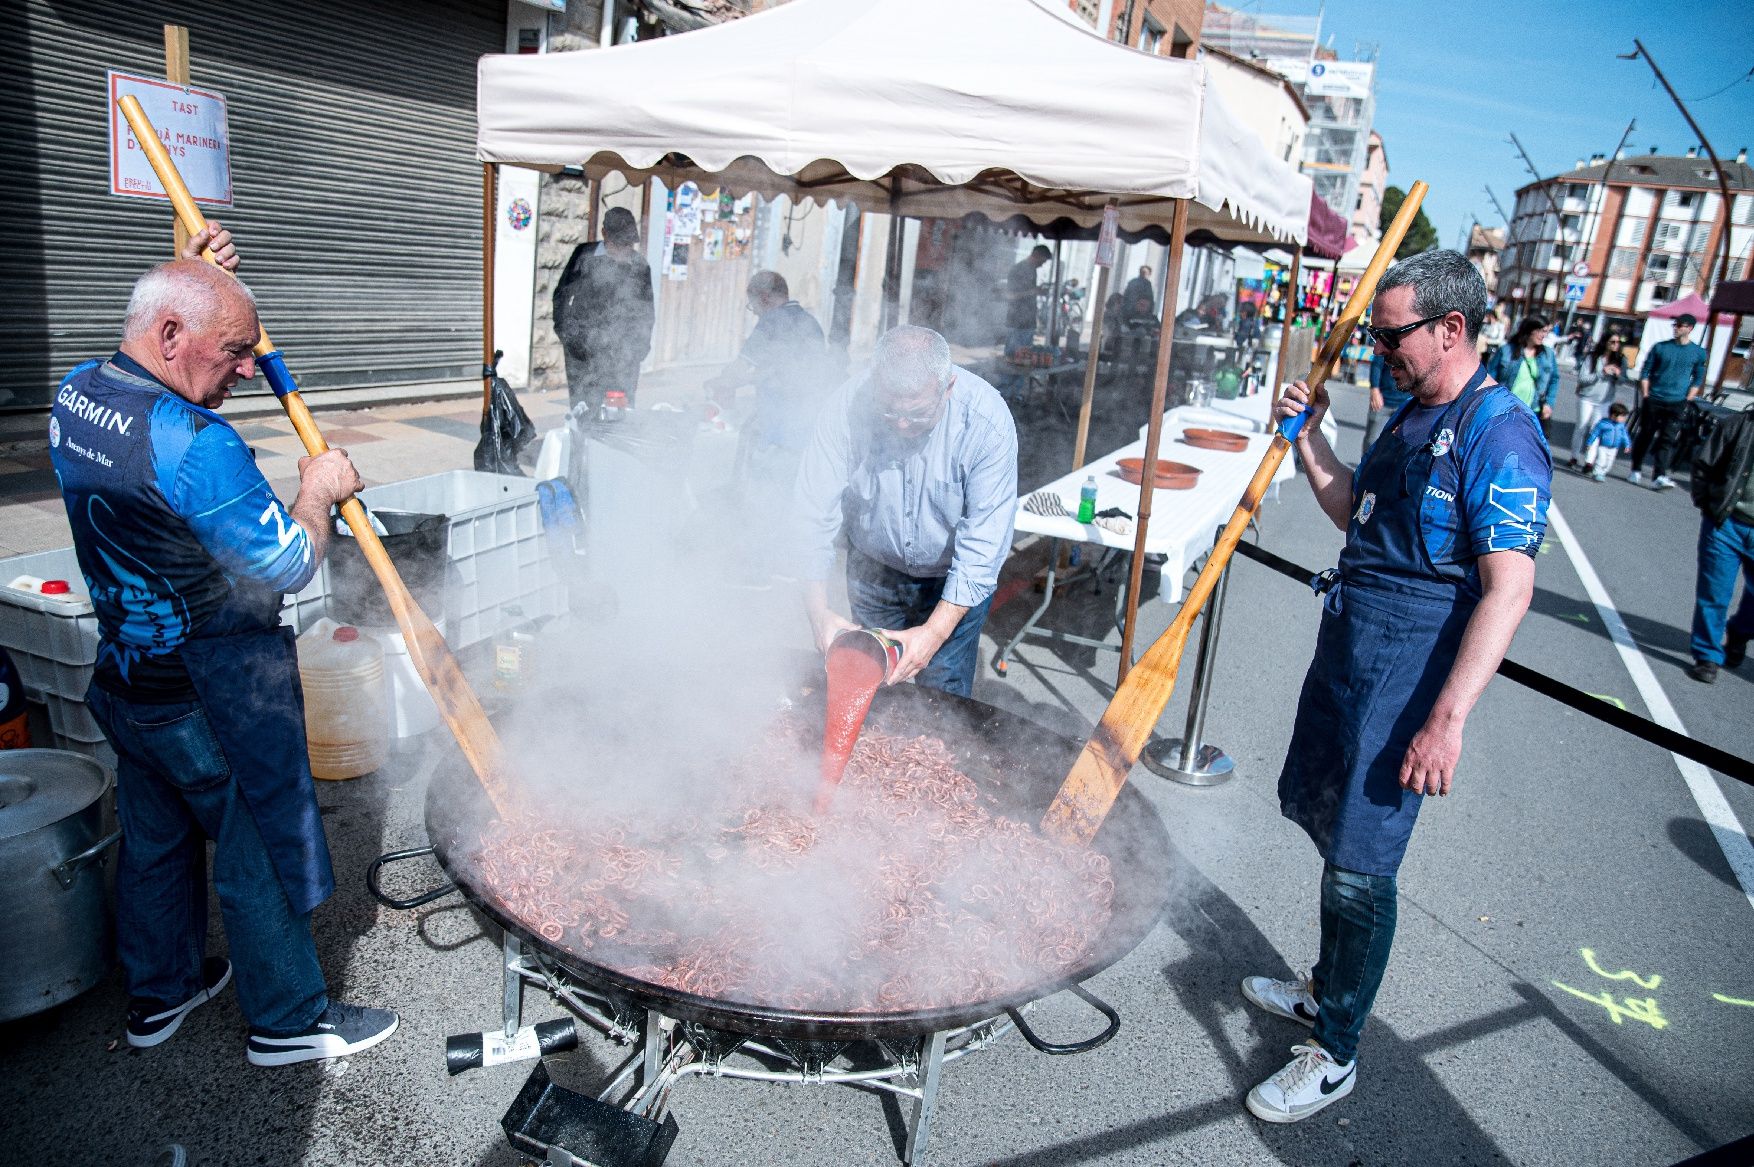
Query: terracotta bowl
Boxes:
[
  {"xmin": 1115, "ymin": 457, "xmax": 1202, "ymax": 490},
  {"xmin": 1180, "ymin": 427, "xmax": 1249, "ymax": 453}
]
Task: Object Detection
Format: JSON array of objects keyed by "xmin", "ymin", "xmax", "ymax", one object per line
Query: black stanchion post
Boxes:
[{"xmin": 1142, "ymin": 531, "xmax": 1236, "ymax": 786}]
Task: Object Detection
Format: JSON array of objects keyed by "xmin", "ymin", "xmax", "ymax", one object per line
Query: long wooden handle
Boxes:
[
  {"xmin": 1041, "ymin": 182, "xmax": 1430, "ymax": 846},
  {"xmin": 117, "ymin": 95, "xmax": 514, "ymax": 820}
]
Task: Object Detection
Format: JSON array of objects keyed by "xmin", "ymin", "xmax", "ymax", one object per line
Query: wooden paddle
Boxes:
[
  {"xmin": 117, "ymin": 96, "xmax": 515, "ymax": 821},
  {"xmin": 1041, "ymin": 181, "xmax": 1431, "ymax": 846}
]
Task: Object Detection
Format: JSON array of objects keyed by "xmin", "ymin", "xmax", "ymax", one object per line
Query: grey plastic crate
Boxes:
[{"xmin": 0, "ymin": 547, "xmax": 99, "ymax": 702}]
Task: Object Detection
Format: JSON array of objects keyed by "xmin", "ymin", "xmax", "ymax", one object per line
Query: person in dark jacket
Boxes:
[
  {"xmin": 552, "ymin": 206, "xmax": 655, "ymax": 412},
  {"xmin": 1685, "ymin": 403, "xmax": 1754, "ymax": 682}
]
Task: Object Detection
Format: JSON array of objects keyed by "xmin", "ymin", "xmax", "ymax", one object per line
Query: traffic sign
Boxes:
[
  {"xmin": 1571, "ymin": 260, "xmax": 1591, "ymax": 278},
  {"xmin": 1564, "ymin": 278, "xmax": 1590, "ymax": 304}
]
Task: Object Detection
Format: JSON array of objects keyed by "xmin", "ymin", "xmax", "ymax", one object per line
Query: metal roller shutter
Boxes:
[{"xmin": 0, "ymin": 0, "xmax": 501, "ymax": 410}]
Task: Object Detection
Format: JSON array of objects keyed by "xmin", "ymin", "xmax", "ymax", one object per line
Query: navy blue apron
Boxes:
[
  {"xmin": 180, "ymin": 626, "xmax": 336, "ymax": 917},
  {"xmin": 1278, "ymin": 368, "xmax": 1491, "ymax": 877}
]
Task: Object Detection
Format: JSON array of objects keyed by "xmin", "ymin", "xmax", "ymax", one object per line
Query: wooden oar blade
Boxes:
[{"xmin": 1042, "ymin": 621, "xmax": 1192, "ymax": 845}]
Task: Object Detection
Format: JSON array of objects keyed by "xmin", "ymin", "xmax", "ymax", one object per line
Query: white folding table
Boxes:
[{"xmin": 995, "ymin": 411, "xmax": 1295, "ymax": 674}]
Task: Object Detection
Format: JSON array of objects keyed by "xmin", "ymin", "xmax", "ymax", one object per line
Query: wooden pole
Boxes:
[
  {"xmin": 482, "ymin": 162, "xmax": 497, "ymax": 415},
  {"xmin": 118, "ymin": 95, "xmax": 515, "ymax": 821},
  {"xmin": 163, "ymin": 25, "xmax": 192, "ymax": 258},
  {"xmin": 1269, "ymin": 244, "xmax": 1303, "ymax": 414},
  {"xmin": 1044, "ymin": 181, "xmax": 1430, "ymax": 846},
  {"xmin": 1116, "ymin": 198, "xmax": 1191, "ymax": 683},
  {"xmin": 1071, "ymin": 262, "xmax": 1112, "ymax": 472}
]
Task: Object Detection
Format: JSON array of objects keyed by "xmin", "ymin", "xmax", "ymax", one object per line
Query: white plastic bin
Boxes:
[
  {"xmin": 297, "ymin": 471, "xmax": 564, "ymax": 649},
  {"xmin": 0, "ymin": 548, "xmax": 99, "ymax": 702}
]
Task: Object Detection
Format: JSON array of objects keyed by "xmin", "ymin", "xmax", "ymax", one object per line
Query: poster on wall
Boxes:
[
  {"xmin": 674, "ymin": 182, "xmax": 703, "ymax": 238},
  {"xmin": 704, "ymin": 229, "xmax": 724, "ymax": 263}
]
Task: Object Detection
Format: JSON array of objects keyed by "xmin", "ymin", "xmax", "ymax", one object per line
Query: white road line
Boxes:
[{"xmin": 1546, "ymin": 502, "xmax": 1754, "ymax": 911}]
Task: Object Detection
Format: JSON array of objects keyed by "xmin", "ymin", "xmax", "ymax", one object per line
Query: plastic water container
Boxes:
[
  {"xmin": 297, "ymin": 619, "xmax": 388, "ymax": 781},
  {"xmin": 358, "ymin": 619, "xmax": 444, "ymax": 743}
]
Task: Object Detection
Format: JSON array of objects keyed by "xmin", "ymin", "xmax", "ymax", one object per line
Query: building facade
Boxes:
[
  {"xmin": 1468, "ymin": 224, "xmax": 1505, "ymax": 296},
  {"xmin": 1072, "ymin": 0, "xmax": 1203, "ymax": 56},
  {"xmin": 1349, "ymin": 131, "xmax": 1388, "ymax": 258},
  {"xmin": 1498, "ymin": 149, "xmax": 1754, "ymax": 331}
]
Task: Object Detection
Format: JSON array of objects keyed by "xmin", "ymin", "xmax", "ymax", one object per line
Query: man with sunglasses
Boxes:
[
  {"xmin": 1241, "ymin": 250, "xmax": 1551, "ymax": 1123},
  {"xmin": 795, "ymin": 326, "xmax": 1018, "ymax": 696}
]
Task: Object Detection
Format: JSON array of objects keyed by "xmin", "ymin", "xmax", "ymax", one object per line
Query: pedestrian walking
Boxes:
[
  {"xmin": 552, "ymin": 206, "xmax": 656, "ymax": 413},
  {"xmin": 1684, "ymin": 401, "xmax": 1754, "ymax": 683},
  {"xmin": 796, "ymin": 326, "xmax": 1018, "ymax": 697},
  {"xmin": 1568, "ymin": 336, "xmax": 1628, "ymax": 471},
  {"xmin": 1245, "ymin": 250, "xmax": 1550, "ymax": 1124},
  {"xmin": 1478, "ymin": 307, "xmax": 1506, "ymax": 367},
  {"xmin": 1629, "ymin": 314, "xmax": 1709, "ymax": 490},
  {"xmin": 1581, "ymin": 404, "xmax": 1634, "ymax": 481},
  {"xmin": 49, "ymin": 227, "xmax": 399, "ymax": 1067},
  {"xmin": 1486, "ymin": 316, "xmax": 1558, "ymax": 436}
]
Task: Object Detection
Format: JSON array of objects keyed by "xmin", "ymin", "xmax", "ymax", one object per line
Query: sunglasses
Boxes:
[{"xmin": 1367, "ymin": 312, "xmax": 1449, "ymax": 351}]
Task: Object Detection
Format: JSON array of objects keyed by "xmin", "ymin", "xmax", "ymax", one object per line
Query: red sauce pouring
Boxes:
[{"xmin": 816, "ymin": 629, "xmax": 898, "ymax": 814}]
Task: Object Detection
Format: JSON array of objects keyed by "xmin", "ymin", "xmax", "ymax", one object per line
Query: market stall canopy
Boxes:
[
  {"xmin": 1710, "ymin": 281, "xmax": 1754, "ymax": 317},
  {"xmin": 1305, "ymin": 191, "xmax": 1354, "ymax": 261},
  {"xmin": 1651, "ymin": 292, "xmax": 1735, "ymax": 327},
  {"xmin": 476, "ymin": 0, "xmax": 1311, "ymax": 245}
]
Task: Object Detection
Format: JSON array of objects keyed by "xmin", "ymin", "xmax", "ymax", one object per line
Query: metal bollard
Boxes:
[{"xmin": 1141, "ymin": 536, "xmax": 1236, "ymax": 787}]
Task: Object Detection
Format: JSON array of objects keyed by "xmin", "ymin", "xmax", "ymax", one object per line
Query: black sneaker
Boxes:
[
  {"xmin": 127, "ymin": 957, "xmax": 232, "ymax": 1048},
  {"xmin": 1687, "ymin": 660, "xmax": 1719, "ymax": 684},
  {"xmin": 1726, "ymin": 633, "xmax": 1748, "ymax": 671},
  {"xmin": 247, "ymin": 1001, "xmax": 399, "ymax": 1067}
]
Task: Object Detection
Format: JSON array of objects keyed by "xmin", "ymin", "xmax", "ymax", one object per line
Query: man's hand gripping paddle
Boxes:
[
  {"xmin": 1041, "ymin": 182, "xmax": 1431, "ymax": 846},
  {"xmin": 117, "ymin": 95, "xmax": 514, "ymax": 821}
]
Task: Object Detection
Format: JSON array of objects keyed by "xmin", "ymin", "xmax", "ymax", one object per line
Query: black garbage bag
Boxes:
[{"xmin": 474, "ymin": 351, "xmax": 536, "ymax": 475}]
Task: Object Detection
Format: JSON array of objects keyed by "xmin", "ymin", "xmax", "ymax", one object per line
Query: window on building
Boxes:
[
  {"xmin": 1646, "ymin": 253, "xmax": 1673, "ymax": 278},
  {"xmin": 1651, "ymin": 285, "xmax": 1675, "ymax": 304},
  {"xmin": 1138, "ymin": 15, "xmax": 1164, "ymax": 53},
  {"xmin": 1654, "ymin": 221, "xmax": 1683, "ymax": 248},
  {"xmin": 1609, "ymin": 248, "xmax": 1638, "ymax": 278}
]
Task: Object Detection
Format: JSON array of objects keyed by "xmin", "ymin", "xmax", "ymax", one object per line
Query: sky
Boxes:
[{"xmin": 1236, "ymin": 0, "xmax": 1754, "ymax": 248}]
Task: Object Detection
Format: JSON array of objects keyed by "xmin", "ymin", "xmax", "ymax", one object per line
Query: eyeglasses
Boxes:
[
  {"xmin": 1366, "ymin": 312, "xmax": 1449, "ymax": 351},
  {"xmin": 878, "ymin": 378, "xmax": 954, "ymax": 427}
]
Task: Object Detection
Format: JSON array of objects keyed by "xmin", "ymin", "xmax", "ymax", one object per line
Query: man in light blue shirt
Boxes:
[{"xmin": 797, "ymin": 326, "xmax": 1018, "ymax": 695}]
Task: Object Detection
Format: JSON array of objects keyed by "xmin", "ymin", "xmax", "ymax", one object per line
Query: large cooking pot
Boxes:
[
  {"xmin": 393, "ymin": 682, "xmax": 1173, "ymax": 1043},
  {"xmin": 0, "ymin": 750, "xmax": 120, "ymax": 1022}
]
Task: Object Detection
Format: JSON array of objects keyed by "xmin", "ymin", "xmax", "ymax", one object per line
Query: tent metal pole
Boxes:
[
  {"xmin": 1071, "ymin": 262, "xmax": 1112, "ymax": 471},
  {"xmin": 1117, "ymin": 197, "xmax": 1191, "ymax": 683},
  {"xmin": 1270, "ymin": 245, "xmax": 1303, "ymax": 415},
  {"xmin": 481, "ymin": 162, "xmax": 496, "ymax": 415}
]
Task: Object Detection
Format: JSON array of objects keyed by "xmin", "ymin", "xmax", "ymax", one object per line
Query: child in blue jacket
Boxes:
[{"xmin": 1584, "ymin": 403, "xmax": 1634, "ymax": 482}]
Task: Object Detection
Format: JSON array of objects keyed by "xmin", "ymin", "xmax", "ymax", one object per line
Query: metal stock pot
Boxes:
[{"xmin": 0, "ymin": 750, "xmax": 120, "ymax": 1021}]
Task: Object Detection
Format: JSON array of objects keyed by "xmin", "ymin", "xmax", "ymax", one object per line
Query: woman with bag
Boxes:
[
  {"xmin": 1487, "ymin": 316, "xmax": 1558, "ymax": 436},
  {"xmin": 1568, "ymin": 334, "xmax": 1627, "ymax": 472}
]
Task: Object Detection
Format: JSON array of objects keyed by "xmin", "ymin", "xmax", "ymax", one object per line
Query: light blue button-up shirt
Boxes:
[{"xmin": 795, "ymin": 365, "xmax": 1018, "ymax": 607}]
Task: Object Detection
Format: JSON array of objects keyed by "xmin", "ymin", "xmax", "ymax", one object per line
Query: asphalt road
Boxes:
[{"xmin": 2, "ymin": 368, "xmax": 1749, "ymax": 1167}]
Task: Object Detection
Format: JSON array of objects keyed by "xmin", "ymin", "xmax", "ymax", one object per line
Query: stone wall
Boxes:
[{"xmin": 532, "ymin": 172, "xmax": 595, "ymax": 394}]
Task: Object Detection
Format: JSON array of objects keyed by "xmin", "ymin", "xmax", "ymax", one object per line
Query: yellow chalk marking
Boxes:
[
  {"xmin": 1581, "ymin": 948, "xmax": 1662, "ymax": 990},
  {"xmin": 1586, "ymin": 693, "xmax": 1628, "ymax": 710},
  {"xmin": 1711, "ymin": 993, "xmax": 1754, "ymax": 1008},
  {"xmin": 1552, "ymin": 982, "xmax": 1669, "ymax": 1030}
]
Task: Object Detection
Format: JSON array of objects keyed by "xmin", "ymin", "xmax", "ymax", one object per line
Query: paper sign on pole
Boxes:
[
  {"xmin": 108, "ymin": 71, "xmax": 233, "ymax": 206},
  {"xmin": 1095, "ymin": 202, "xmax": 1119, "ymax": 268}
]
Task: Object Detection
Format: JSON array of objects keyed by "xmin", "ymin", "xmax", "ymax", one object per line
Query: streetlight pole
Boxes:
[
  {"xmin": 1509, "ymin": 132, "xmax": 1571, "ymax": 325},
  {"xmin": 1622, "ymin": 39, "xmax": 1736, "ymax": 355},
  {"xmin": 1483, "ymin": 185, "xmax": 1521, "ymax": 311},
  {"xmin": 1579, "ymin": 119, "xmax": 1637, "ymax": 334}
]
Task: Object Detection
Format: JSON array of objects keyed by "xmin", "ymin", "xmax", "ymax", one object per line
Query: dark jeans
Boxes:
[
  {"xmin": 86, "ymin": 688, "xmax": 328, "ymax": 1036},
  {"xmin": 846, "ymin": 551, "xmax": 994, "ymax": 697},
  {"xmin": 1630, "ymin": 397, "xmax": 1687, "ymax": 478},
  {"xmin": 1310, "ymin": 862, "xmax": 1397, "ymax": 1065},
  {"xmin": 1692, "ymin": 515, "xmax": 1754, "ymax": 665}
]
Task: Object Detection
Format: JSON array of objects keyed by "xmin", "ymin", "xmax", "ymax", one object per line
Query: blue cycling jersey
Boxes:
[{"xmin": 49, "ymin": 353, "xmax": 316, "ymax": 700}]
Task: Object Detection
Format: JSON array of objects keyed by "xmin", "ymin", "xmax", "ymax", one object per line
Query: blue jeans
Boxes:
[
  {"xmin": 86, "ymin": 688, "xmax": 328, "ymax": 1036},
  {"xmin": 1691, "ymin": 515, "xmax": 1754, "ymax": 665},
  {"xmin": 1310, "ymin": 863, "xmax": 1397, "ymax": 1065},
  {"xmin": 846, "ymin": 552, "xmax": 993, "ymax": 697}
]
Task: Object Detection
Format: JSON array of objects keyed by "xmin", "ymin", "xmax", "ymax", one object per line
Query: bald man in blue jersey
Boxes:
[{"xmin": 50, "ymin": 228, "xmax": 399, "ymax": 1067}]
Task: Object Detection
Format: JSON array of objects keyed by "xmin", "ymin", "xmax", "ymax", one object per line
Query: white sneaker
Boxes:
[
  {"xmin": 1240, "ymin": 973, "xmax": 1318, "ymax": 1026},
  {"xmin": 1246, "ymin": 1043, "xmax": 1356, "ymax": 1123},
  {"xmin": 1628, "ymin": 471, "xmax": 1643, "ymax": 485},
  {"xmin": 1652, "ymin": 475, "xmax": 1676, "ymax": 490}
]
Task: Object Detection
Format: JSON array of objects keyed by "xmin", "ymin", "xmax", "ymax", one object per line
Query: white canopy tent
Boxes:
[
  {"xmin": 476, "ymin": 0, "xmax": 1310, "ymax": 245},
  {"xmin": 476, "ymin": 0, "xmax": 1315, "ymax": 678}
]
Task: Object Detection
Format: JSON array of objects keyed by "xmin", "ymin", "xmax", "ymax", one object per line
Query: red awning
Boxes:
[{"xmin": 1306, "ymin": 191, "xmax": 1354, "ymax": 260}]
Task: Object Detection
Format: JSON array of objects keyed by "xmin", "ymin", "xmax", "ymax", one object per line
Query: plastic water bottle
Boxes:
[{"xmin": 1077, "ymin": 475, "xmax": 1098, "ymax": 524}]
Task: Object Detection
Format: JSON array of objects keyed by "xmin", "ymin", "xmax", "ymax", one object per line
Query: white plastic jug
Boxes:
[{"xmin": 296, "ymin": 618, "xmax": 388, "ymax": 780}]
